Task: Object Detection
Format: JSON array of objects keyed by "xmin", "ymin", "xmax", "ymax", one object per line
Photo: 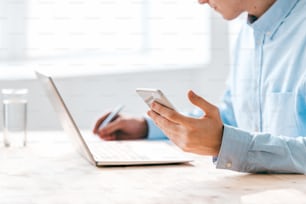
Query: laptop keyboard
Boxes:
[
  {"xmin": 87, "ymin": 141, "xmax": 187, "ymax": 162},
  {"xmin": 90, "ymin": 142, "xmax": 150, "ymax": 161}
]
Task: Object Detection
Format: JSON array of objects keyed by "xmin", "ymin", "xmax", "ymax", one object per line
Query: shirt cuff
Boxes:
[
  {"xmin": 145, "ymin": 117, "xmax": 167, "ymax": 140},
  {"xmin": 215, "ymin": 125, "xmax": 252, "ymax": 172}
]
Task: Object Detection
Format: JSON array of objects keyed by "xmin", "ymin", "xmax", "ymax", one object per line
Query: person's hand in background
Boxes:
[{"xmin": 93, "ymin": 113, "xmax": 148, "ymax": 140}]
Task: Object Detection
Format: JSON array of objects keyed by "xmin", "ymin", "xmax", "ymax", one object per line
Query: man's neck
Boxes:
[{"xmin": 246, "ymin": 0, "xmax": 276, "ymax": 18}]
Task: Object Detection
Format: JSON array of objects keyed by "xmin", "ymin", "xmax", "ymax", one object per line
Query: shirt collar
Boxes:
[{"xmin": 247, "ymin": 0, "xmax": 299, "ymax": 35}]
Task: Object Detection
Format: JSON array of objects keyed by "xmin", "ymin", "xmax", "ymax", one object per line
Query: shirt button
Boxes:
[{"xmin": 226, "ymin": 162, "xmax": 232, "ymax": 168}]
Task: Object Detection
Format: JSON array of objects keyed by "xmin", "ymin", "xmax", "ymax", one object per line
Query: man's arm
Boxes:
[
  {"xmin": 216, "ymin": 125, "xmax": 306, "ymax": 174},
  {"xmin": 148, "ymin": 90, "xmax": 306, "ymax": 174}
]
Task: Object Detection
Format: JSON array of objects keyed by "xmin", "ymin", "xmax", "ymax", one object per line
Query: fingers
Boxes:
[
  {"xmin": 93, "ymin": 112, "xmax": 122, "ymax": 140},
  {"xmin": 187, "ymin": 90, "xmax": 216, "ymax": 116},
  {"xmin": 102, "ymin": 134, "xmax": 116, "ymax": 141},
  {"xmin": 198, "ymin": 0, "xmax": 208, "ymax": 4},
  {"xmin": 150, "ymin": 102, "xmax": 187, "ymax": 124},
  {"xmin": 93, "ymin": 112, "xmax": 111, "ymax": 134},
  {"xmin": 148, "ymin": 110, "xmax": 190, "ymax": 152},
  {"xmin": 98, "ymin": 118, "xmax": 124, "ymax": 136},
  {"xmin": 147, "ymin": 109, "xmax": 181, "ymax": 142}
]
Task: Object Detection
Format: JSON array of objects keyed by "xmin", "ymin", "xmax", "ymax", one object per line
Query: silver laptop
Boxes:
[{"xmin": 35, "ymin": 72, "xmax": 192, "ymax": 166}]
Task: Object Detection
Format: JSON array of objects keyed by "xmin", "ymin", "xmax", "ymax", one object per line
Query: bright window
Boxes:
[{"xmin": 0, "ymin": 0, "xmax": 211, "ymax": 75}]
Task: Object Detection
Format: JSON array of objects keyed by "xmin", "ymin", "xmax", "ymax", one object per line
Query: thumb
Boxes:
[{"xmin": 188, "ymin": 90, "xmax": 216, "ymax": 116}]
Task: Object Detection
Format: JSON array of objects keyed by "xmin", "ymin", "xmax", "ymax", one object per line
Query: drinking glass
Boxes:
[{"xmin": 2, "ymin": 89, "xmax": 28, "ymax": 148}]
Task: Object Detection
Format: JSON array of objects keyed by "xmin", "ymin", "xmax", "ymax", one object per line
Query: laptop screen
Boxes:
[{"xmin": 35, "ymin": 72, "xmax": 95, "ymax": 164}]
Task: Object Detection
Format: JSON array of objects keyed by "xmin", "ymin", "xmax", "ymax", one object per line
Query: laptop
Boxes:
[{"xmin": 35, "ymin": 72, "xmax": 192, "ymax": 166}]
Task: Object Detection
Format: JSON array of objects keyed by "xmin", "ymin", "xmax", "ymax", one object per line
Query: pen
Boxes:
[{"xmin": 99, "ymin": 105, "xmax": 124, "ymax": 129}]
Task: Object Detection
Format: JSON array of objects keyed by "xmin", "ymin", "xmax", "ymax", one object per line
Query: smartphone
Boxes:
[{"xmin": 136, "ymin": 88, "xmax": 176, "ymax": 111}]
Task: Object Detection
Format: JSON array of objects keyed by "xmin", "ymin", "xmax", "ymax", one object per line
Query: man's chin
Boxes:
[{"xmin": 221, "ymin": 13, "xmax": 240, "ymax": 20}]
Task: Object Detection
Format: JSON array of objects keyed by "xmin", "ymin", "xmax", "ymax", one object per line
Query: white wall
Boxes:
[{"xmin": 0, "ymin": 12, "xmax": 229, "ymax": 131}]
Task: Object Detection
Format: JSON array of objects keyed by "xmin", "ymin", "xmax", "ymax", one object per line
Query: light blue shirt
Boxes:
[{"xmin": 147, "ymin": 0, "xmax": 306, "ymax": 173}]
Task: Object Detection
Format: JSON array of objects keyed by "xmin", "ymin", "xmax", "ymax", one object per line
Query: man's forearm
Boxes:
[{"xmin": 216, "ymin": 125, "xmax": 306, "ymax": 174}]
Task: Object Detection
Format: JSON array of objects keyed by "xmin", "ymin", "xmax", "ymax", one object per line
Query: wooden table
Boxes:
[{"xmin": 1, "ymin": 131, "xmax": 306, "ymax": 204}]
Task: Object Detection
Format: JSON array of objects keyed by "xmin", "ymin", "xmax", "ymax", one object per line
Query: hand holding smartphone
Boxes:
[{"xmin": 136, "ymin": 88, "xmax": 176, "ymax": 111}]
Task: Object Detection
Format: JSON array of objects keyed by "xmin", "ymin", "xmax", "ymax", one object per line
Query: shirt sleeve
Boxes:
[
  {"xmin": 145, "ymin": 117, "xmax": 167, "ymax": 140},
  {"xmin": 216, "ymin": 125, "xmax": 306, "ymax": 174}
]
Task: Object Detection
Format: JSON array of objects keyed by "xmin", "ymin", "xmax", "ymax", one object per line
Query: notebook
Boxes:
[{"xmin": 35, "ymin": 72, "xmax": 192, "ymax": 166}]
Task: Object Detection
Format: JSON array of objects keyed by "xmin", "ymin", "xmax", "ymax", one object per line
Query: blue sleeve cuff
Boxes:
[
  {"xmin": 215, "ymin": 125, "xmax": 252, "ymax": 172},
  {"xmin": 145, "ymin": 117, "xmax": 168, "ymax": 140}
]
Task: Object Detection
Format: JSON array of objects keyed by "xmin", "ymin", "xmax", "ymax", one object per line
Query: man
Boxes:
[{"xmin": 93, "ymin": 0, "xmax": 306, "ymax": 173}]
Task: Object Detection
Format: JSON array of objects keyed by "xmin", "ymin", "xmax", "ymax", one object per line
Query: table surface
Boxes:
[{"xmin": 1, "ymin": 131, "xmax": 306, "ymax": 204}]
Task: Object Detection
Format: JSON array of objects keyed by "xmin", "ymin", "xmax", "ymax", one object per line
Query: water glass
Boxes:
[{"xmin": 2, "ymin": 89, "xmax": 28, "ymax": 148}]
